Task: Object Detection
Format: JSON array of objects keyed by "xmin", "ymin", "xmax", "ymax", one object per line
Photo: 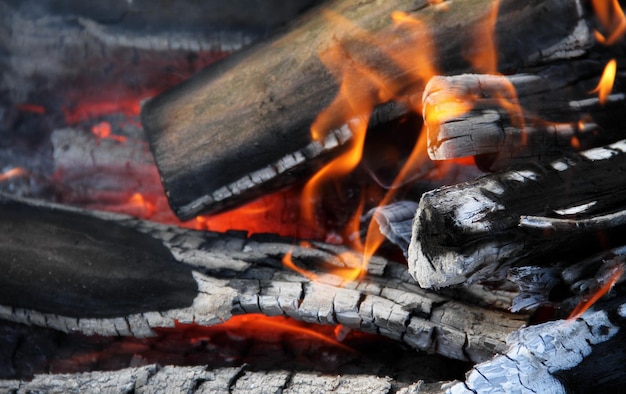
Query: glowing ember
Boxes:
[
  {"xmin": 592, "ymin": 0, "xmax": 626, "ymax": 45},
  {"xmin": 91, "ymin": 121, "xmax": 127, "ymax": 143},
  {"xmin": 568, "ymin": 263, "xmax": 624, "ymax": 320},
  {"xmin": 171, "ymin": 315, "xmax": 356, "ymax": 353},
  {"xmin": 0, "ymin": 167, "xmax": 28, "ymax": 182},
  {"xmin": 590, "ymin": 59, "xmax": 617, "ymax": 105},
  {"xmin": 63, "ymin": 98, "xmax": 142, "ymax": 125}
]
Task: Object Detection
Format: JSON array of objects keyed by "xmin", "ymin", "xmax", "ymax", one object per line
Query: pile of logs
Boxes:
[{"xmin": 3, "ymin": 0, "xmax": 626, "ymax": 392}]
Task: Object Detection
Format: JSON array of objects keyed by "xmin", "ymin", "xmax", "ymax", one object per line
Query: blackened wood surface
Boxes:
[
  {"xmin": 142, "ymin": 0, "xmax": 589, "ymax": 219},
  {"xmin": 408, "ymin": 140, "xmax": 626, "ymax": 289},
  {"xmin": 0, "ymin": 199, "xmax": 197, "ymax": 317}
]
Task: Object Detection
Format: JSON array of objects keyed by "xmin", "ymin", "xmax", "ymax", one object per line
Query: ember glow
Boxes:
[
  {"xmin": 91, "ymin": 121, "xmax": 127, "ymax": 143},
  {"xmin": 171, "ymin": 315, "xmax": 356, "ymax": 354},
  {"xmin": 590, "ymin": 59, "xmax": 617, "ymax": 105}
]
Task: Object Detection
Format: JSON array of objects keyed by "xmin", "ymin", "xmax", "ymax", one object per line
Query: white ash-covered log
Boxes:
[
  {"xmin": 141, "ymin": 0, "xmax": 591, "ymax": 219},
  {"xmin": 0, "ymin": 194, "xmax": 526, "ymax": 364},
  {"xmin": 408, "ymin": 139, "xmax": 626, "ymax": 289}
]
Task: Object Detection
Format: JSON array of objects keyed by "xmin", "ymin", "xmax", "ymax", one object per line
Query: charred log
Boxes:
[
  {"xmin": 408, "ymin": 139, "xmax": 626, "ymax": 289},
  {"xmin": 0, "ymin": 194, "xmax": 526, "ymax": 363},
  {"xmin": 141, "ymin": 0, "xmax": 591, "ymax": 219}
]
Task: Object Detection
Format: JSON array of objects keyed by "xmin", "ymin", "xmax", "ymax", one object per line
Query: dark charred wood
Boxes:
[
  {"xmin": 141, "ymin": 0, "xmax": 591, "ymax": 220},
  {"xmin": 423, "ymin": 63, "xmax": 626, "ymax": 171},
  {"xmin": 408, "ymin": 140, "xmax": 626, "ymax": 289}
]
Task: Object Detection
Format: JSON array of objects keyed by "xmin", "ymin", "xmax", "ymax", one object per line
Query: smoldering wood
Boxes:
[
  {"xmin": 0, "ymin": 319, "xmax": 468, "ymax": 391},
  {"xmin": 423, "ymin": 63, "xmax": 626, "ymax": 170},
  {"xmin": 408, "ymin": 139, "xmax": 626, "ymax": 289},
  {"xmin": 141, "ymin": 0, "xmax": 591, "ymax": 220},
  {"xmin": 0, "ymin": 0, "xmax": 321, "ymax": 110},
  {"xmin": 0, "ymin": 194, "xmax": 526, "ymax": 363},
  {"xmin": 6, "ymin": 297, "xmax": 626, "ymax": 393}
]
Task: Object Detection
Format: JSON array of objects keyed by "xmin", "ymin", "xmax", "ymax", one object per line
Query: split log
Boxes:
[
  {"xmin": 0, "ymin": 193, "xmax": 525, "ymax": 363},
  {"xmin": 141, "ymin": 0, "xmax": 592, "ymax": 219},
  {"xmin": 423, "ymin": 63, "xmax": 626, "ymax": 170},
  {"xmin": 408, "ymin": 139, "xmax": 626, "ymax": 289}
]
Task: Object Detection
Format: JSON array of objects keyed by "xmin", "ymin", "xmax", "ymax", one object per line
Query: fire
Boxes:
[
  {"xmin": 590, "ymin": 59, "xmax": 617, "ymax": 105},
  {"xmin": 463, "ymin": 0, "xmax": 499, "ymax": 74},
  {"xmin": 172, "ymin": 315, "xmax": 356, "ymax": 353},
  {"xmin": 592, "ymin": 0, "xmax": 626, "ymax": 45},
  {"xmin": 294, "ymin": 1, "xmax": 518, "ymax": 283},
  {"xmin": 0, "ymin": 167, "xmax": 28, "ymax": 182},
  {"xmin": 568, "ymin": 263, "xmax": 624, "ymax": 320}
]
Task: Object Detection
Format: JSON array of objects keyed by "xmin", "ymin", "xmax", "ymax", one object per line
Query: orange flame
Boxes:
[
  {"xmin": 464, "ymin": 0, "xmax": 500, "ymax": 74},
  {"xmin": 568, "ymin": 264, "xmax": 624, "ymax": 320},
  {"xmin": 590, "ymin": 59, "xmax": 617, "ymax": 105},
  {"xmin": 0, "ymin": 167, "xmax": 28, "ymax": 182},
  {"xmin": 186, "ymin": 315, "xmax": 356, "ymax": 353},
  {"xmin": 592, "ymin": 0, "xmax": 626, "ymax": 45}
]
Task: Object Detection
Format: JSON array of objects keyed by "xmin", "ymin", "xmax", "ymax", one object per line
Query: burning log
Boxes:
[
  {"xmin": 141, "ymin": 0, "xmax": 591, "ymax": 219},
  {"xmin": 0, "ymin": 194, "xmax": 526, "ymax": 363},
  {"xmin": 4, "ymin": 297, "xmax": 626, "ymax": 392},
  {"xmin": 423, "ymin": 62, "xmax": 626, "ymax": 170},
  {"xmin": 408, "ymin": 139, "xmax": 626, "ymax": 289}
]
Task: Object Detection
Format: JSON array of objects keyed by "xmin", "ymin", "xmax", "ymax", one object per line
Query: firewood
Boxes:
[
  {"xmin": 0, "ymin": 194, "xmax": 525, "ymax": 363},
  {"xmin": 423, "ymin": 62, "xmax": 626, "ymax": 170},
  {"xmin": 408, "ymin": 139, "xmax": 626, "ymax": 289},
  {"xmin": 5, "ymin": 296, "xmax": 625, "ymax": 393},
  {"xmin": 141, "ymin": 0, "xmax": 591, "ymax": 219}
]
